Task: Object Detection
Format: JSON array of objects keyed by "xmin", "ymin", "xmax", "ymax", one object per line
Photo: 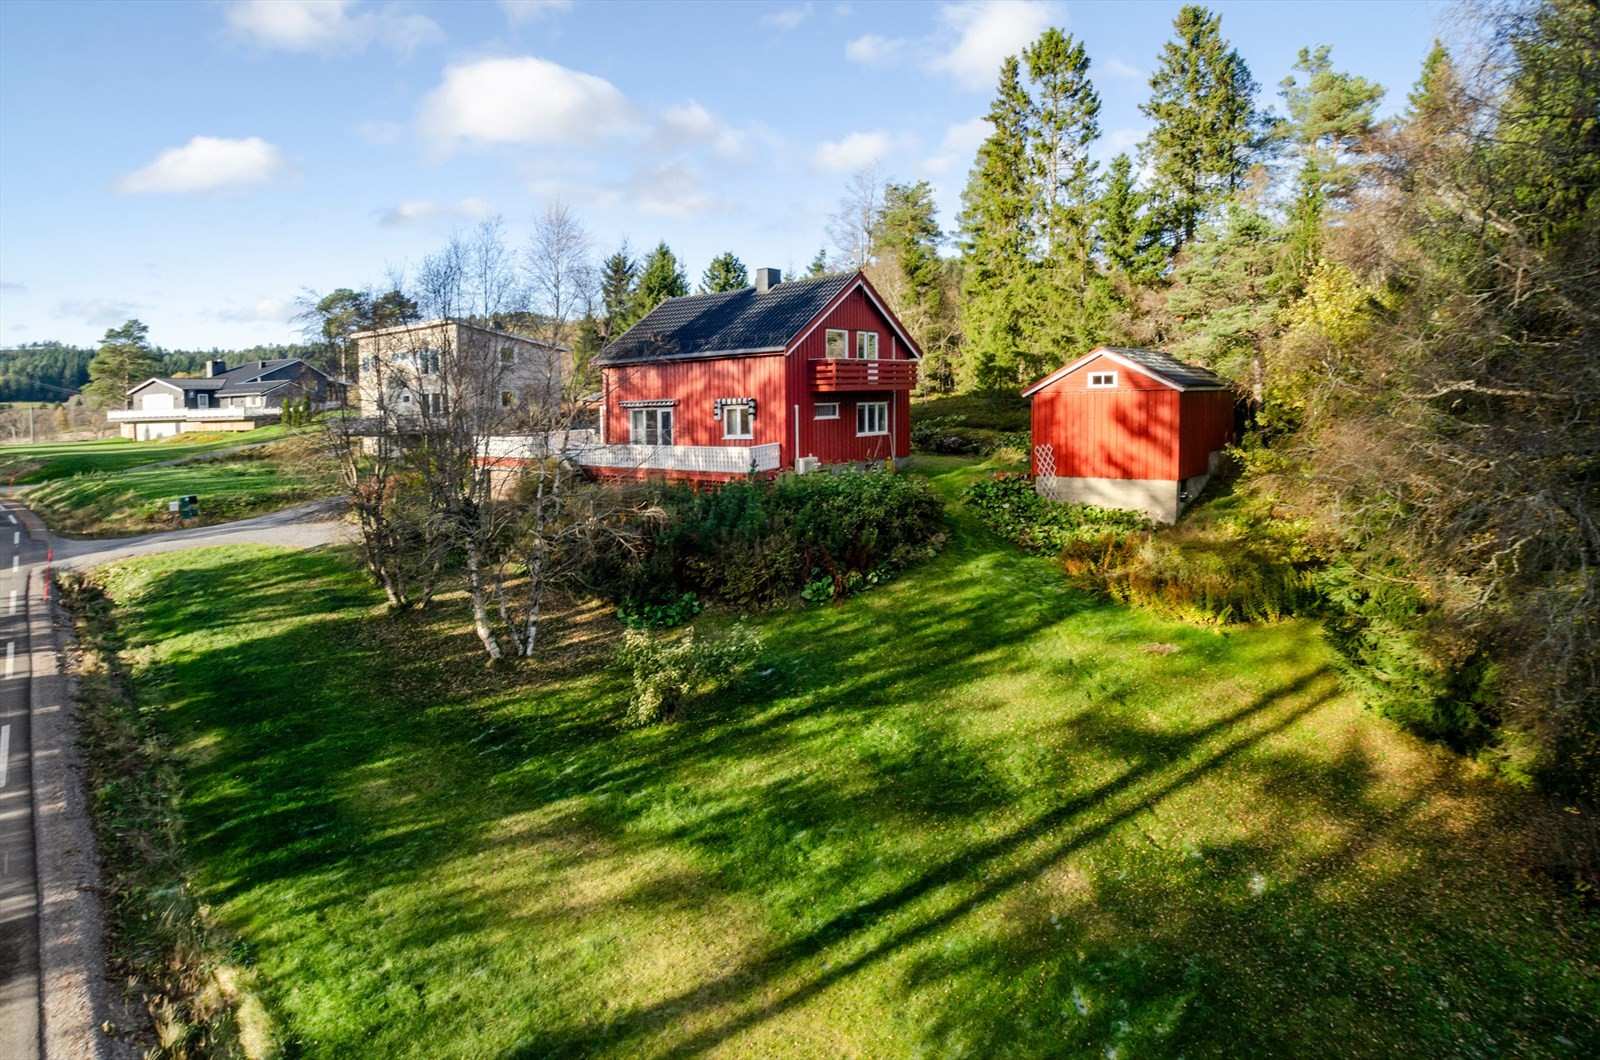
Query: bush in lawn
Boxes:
[
  {"xmin": 617, "ymin": 624, "xmax": 763, "ymax": 724},
  {"xmin": 625, "ymin": 470, "xmax": 945, "ymax": 609}
]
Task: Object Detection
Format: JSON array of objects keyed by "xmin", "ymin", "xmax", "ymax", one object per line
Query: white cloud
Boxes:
[
  {"xmin": 1106, "ymin": 128, "xmax": 1144, "ymax": 155},
  {"xmin": 922, "ymin": 116, "xmax": 991, "ymax": 173},
  {"xmin": 931, "ymin": 0, "xmax": 1061, "ymax": 90},
  {"xmin": 117, "ymin": 136, "xmax": 291, "ymax": 194},
  {"xmin": 764, "ymin": 3, "xmax": 813, "ymax": 30},
  {"xmin": 375, "ymin": 197, "xmax": 495, "ymax": 227},
  {"xmin": 226, "ymin": 0, "xmax": 443, "ymax": 56},
  {"xmin": 653, "ymin": 101, "xmax": 744, "ymax": 156},
  {"xmin": 500, "ymin": 0, "xmax": 572, "ymax": 25},
  {"xmin": 418, "ymin": 56, "xmax": 639, "ymax": 150},
  {"xmin": 844, "ymin": 33, "xmax": 905, "ymax": 66},
  {"xmin": 217, "ymin": 298, "xmax": 298, "ymax": 324},
  {"xmin": 617, "ymin": 162, "xmax": 727, "ymax": 220},
  {"xmin": 1102, "ymin": 57, "xmax": 1143, "ymax": 81},
  {"xmin": 812, "ymin": 130, "xmax": 909, "ymax": 173},
  {"xmin": 57, "ymin": 298, "xmax": 143, "ymax": 326}
]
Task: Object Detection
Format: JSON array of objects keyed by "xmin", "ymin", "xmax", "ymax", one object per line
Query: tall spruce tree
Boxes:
[
  {"xmin": 700, "ymin": 251, "xmax": 749, "ymax": 293},
  {"xmin": 1096, "ymin": 152, "xmax": 1164, "ymax": 286},
  {"xmin": 958, "ymin": 56, "xmax": 1034, "ymax": 389},
  {"xmin": 1140, "ymin": 5, "xmax": 1265, "ymax": 253},
  {"xmin": 599, "ymin": 245, "xmax": 639, "ymax": 338},
  {"xmin": 869, "ymin": 181, "xmax": 960, "ymax": 389},
  {"xmin": 629, "ymin": 242, "xmax": 689, "ymax": 323},
  {"xmin": 85, "ymin": 318, "xmax": 159, "ymax": 409}
]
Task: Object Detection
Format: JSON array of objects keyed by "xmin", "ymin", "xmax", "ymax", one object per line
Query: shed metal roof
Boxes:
[{"xmin": 1022, "ymin": 346, "xmax": 1232, "ymax": 396}]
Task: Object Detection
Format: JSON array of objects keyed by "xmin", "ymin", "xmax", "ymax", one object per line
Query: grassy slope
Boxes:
[
  {"xmin": 87, "ymin": 457, "xmax": 1598, "ymax": 1058},
  {"xmin": 0, "ymin": 426, "xmax": 290, "ymax": 484},
  {"xmin": 22, "ymin": 435, "xmax": 338, "ymax": 537}
]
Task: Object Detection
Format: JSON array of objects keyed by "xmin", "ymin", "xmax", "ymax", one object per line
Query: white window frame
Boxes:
[
  {"xmin": 1088, "ymin": 371, "xmax": 1118, "ymax": 388},
  {"xmin": 197, "ymin": 393, "xmax": 210, "ymax": 408},
  {"xmin": 630, "ymin": 406, "xmax": 674, "ymax": 446},
  {"xmin": 857, "ymin": 400, "xmax": 888, "ymax": 436},
  {"xmin": 856, "ymin": 331, "xmax": 879, "ymax": 359},
  {"xmin": 721, "ymin": 403, "xmax": 753, "ymax": 439},
  {"xmin": 824, "ymin": 329, "xmax": 849, "ymax": 359},
  {"xmin": 814, "ymin": 402, "xmax": 840, "ymax": 420}
]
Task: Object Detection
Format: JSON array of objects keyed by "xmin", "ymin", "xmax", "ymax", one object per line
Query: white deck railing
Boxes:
[
  {"xmin": 107, "ymin": 407, "xmax": 283, "ymax": 423},
  {"xmin": 480, "ymin": 433, "xmax": 781, "ymax": 475}
]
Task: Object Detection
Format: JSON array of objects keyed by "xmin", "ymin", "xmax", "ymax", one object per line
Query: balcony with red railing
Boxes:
[{"xmin": 810, "ymin": 357, "xmax": 917, "ymax": 392}]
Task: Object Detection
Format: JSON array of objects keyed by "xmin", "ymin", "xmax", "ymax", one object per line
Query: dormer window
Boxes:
[{"xmin": 1088, "ymin": 372, "xmax": 1117, "ymax": 388}]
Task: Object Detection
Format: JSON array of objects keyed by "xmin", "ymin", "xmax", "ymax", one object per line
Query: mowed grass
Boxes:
[
  {"xmin": 87, "ymin": 459, "xmax": 1598, "ymax": 1058},
  {"xmin": 0, "ymin": 425, "xmax": 290, "ymax": 484},
  {"xmin": 24, "ymin": 435, "xmax": 339, "ymax": 537}
]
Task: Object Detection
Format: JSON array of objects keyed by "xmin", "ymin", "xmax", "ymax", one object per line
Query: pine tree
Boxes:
[
  {"xmin": 805, "ymin": 247, "xmax": 830, "ymax": 278},
  {"xmin": 1278, "ymin": 45, "xmax": 1385, "ymax": 203},
  {"xmin": 959, "ymin": 56, "xmax": 1034, "ymax": 390},
  {"xmin": 85, "ymin": 319, "xmax": 159, "ymax": 409},
  {"xmin": 1096, "ymin": 152, "xmax": 1164, "ymax": 286},
  {"xmin": 599, "ymin": 245, "xmax": 639, "ymax": 338},
  {"xmin": 629, "ymin": 242, "xmax": 689, "ymax": 323},
  {"xmin": 1140, "ymin": 5, "xmax": 1265, "ymax": 253},
  {"xmin": 700, "ymin": 251, "xmax": 749, "ymax": 293}
]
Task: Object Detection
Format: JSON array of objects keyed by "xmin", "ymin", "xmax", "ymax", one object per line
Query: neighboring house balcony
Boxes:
[
  {"xmin": 107, "ymin": 407, "xmax": 284, "ymax": 424},
  {"xmin": 480, "ymin": 434, "xmax": 782, "ymax": 476},
  {"xmin": 810, "ymin": 358, "xmax": 917, "ymax": 392}
]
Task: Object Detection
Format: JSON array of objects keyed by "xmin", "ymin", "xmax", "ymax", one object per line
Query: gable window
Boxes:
[
  {"xmin": 630, "ymin": 407, "xmax": 674, "ymax": 445},
  {"xmin": 857, "ymin": 400, "xmax": 888, "ymax": 436},
  {"xmin": 814, "ymin": 402, "xmax": 840, "ymax": 420},
  {"xmin": 824, "ymin": 329, "xmax": 848, "ymax": 359},
  {"xmin": 856, "ymin": 331, "xmax": 879, "ymax": 359},
  {"xmin": 500, "ymin": 345, "xmax": 516, "ymax": 366},
  {"xmin": 722, "ymin": 403, "xmax": 753, "ymax": 439},
  {"xmin": 1088, "ymin": 371, "xmax": 1118, "ymax": 388}
]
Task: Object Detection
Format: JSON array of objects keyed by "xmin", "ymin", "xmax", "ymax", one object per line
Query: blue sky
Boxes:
[{"xmin": 0, "ymin": 0, "xmax": 1448, "ymax": 351}]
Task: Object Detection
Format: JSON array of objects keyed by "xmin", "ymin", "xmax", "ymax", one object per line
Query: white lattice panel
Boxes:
[{"xmin": 1034, "ymin": 443, "xmax": 1055, "ymax": 478}]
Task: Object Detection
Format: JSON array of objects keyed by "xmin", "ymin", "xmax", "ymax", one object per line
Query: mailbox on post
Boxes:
[{"xmin": 170, "ymin": 495, "xmax": 199, "ymax": 519}]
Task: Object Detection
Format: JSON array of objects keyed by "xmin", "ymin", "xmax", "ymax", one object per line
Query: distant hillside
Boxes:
[{"xmin": 0, "ymin": 341, "xmax": 326, "ymax": 403}]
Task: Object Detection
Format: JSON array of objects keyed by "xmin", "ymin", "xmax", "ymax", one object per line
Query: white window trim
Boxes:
[
  {"xmin": 630, "ymin": 406, "xmax": 674, "ymax": 446},
  {"xmin": 856, "ymin": 331, "xmax": 879, "ymax": 359},
  {"xmin": 1088, "ymin": 371, "xmax": 1118, "ymax": 388},
  {"xmin": 857, "ymin": 400, "xmax": 889, "ymax": 437},
  {"xmin": 197, "ymin": 393, "xmax": 210, "ymax": 408},
  {"xmin": 722, "ymin": 403, "xmax": 753, "ymax": 439},
  {"xmin": 814, "ymin": 402, "xmax": 840, "ymax": 420},
  {"xmin": 824, "ymin": 328, "xmax": 849, "ymax": 359}
]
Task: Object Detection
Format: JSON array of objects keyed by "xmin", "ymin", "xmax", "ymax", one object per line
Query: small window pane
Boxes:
[
  {"xmin": 825, "ymin": 330, "xmax": 848, "ymax": 359},
  {"xmin": 723, "ymin": 404, "xmax": 752, "ymax": 439},
  {"xmin": 856, "ymin": 332, "xmax": 878, "ymax": 359},
  {"xmin": 857, "ymin": 401, "xmax": 888, "ymax": 436},
  {"xmin": 500, "ymin": 346, "xmax": 516, "ymax": 365},
  {"xmin": 815, "ymin": 402, "xmax": 839, "ymax": 420}
]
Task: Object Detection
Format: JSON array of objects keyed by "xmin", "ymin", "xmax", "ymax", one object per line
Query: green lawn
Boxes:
[
  {"xmin": 0, "ymin": 426, "xmax": 291, "ymax": 484},
  {"xmin": 24, "ymin": 434, "xmax": 339, "ymax": 537},
  {"xmin": 82, "ymin": 457, "xmax": 1599, "ymax": 1057}
]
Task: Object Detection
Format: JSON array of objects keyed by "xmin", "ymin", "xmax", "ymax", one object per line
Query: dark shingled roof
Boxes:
[
  {"xmin": 595, "ymin": 273, "xmax": 855, "ymax": 366},
  {"xmin": 1098, "ymin": 347, "xmax": 1230, "ymax": 389},
  {"xmin": 133, "ymin": 358, "xmax": 323, "ymax": 396}
]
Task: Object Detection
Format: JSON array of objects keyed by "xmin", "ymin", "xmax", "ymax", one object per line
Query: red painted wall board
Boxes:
[
  {"xmin": 602, "ymin": 354, "xmax": 788, "ymax": 452},
  {"xmin": 1176, "ymin": 390, "xmax": 1235, "ymax": 478}
]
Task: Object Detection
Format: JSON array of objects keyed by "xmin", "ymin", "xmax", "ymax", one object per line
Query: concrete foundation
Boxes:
[{"xmin": 1036, "ymin": 451, "xmax": 1221, "ymax": 524}]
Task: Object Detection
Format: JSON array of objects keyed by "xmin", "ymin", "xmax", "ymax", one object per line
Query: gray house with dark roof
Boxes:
[{"xmin": 108, "ymin": 358, "xmax": 336, "ymax": 440}]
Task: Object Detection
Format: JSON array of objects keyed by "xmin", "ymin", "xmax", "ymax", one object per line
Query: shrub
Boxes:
[
  {"xmin": 965, "ymin": 474, "xmax": 1148, "ymax": 552},
  {"xmin": 623, "ymin": 470, "xmax": 945, "ymax": 609},
  {"xmin": 617, "ymin": 624, "xmax": 763, "ymax": 725},
  {"xmin": 617, "ymin": 592, "xmax": 702, "ymax": 629}
]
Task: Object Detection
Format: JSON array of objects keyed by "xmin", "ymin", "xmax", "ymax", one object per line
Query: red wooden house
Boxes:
[
  {"xmin": 585, "ymin": 268, "xmax": 918, "ymax": 482},
  {"xmin": 1021, "ymin": 346, "xmax": 1235, "ymax": 523}
]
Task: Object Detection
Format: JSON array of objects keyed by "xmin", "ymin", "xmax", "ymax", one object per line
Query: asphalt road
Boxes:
[{"xmin": 0, "ymin": 499, "xmax": 42, "ymax": 1060}]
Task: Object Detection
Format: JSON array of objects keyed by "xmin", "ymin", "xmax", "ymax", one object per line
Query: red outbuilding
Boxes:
[
  {"xmin": 585, "ymin": 268, "xmax": 918, "ymax": 482},
  {"xmin": 1021, "ymin": 346, "xmax": 1236, "ymax": 522}
]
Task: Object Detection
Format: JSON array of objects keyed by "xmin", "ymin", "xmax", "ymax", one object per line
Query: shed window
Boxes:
[
  {"xmin": 630, "ymin": 407, "xmax": 674, "ymax": 446},
  {"xmin": 814, "ymin": 402, "xmax": 840, "ymax": 420},
  {"xmin": 857, "ymin": 401, "xmax": 888, "ymax": 436},
  {"xmin": 1088, "ymin": 371, "xmax": 1118, "ymax": 388},
  {"xmin": 856, "ymin": 331, "xmax": 879, "ymax": 359},
  {"xmin": 824, "ymin": 329, "xmax": 848, "ymax": 359}
]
